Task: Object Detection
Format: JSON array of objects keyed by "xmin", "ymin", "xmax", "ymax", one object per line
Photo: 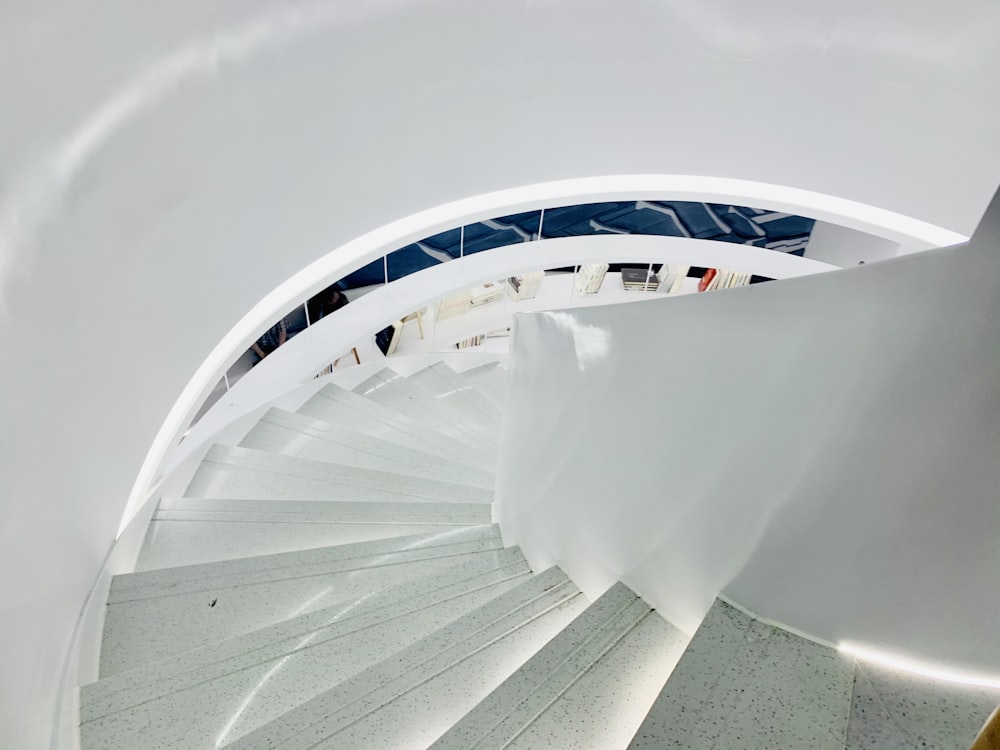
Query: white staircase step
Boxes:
[
  {"xmin": 430, "ymin": 582, "xmax": 687, "ymax": 750},
  {"xmin": 845, "ymin": 661, "xmax": 1000, "ymax": 750},
  {"xmin": 501, "ymin": 609, "xmax": 688, "ymax": 750},
  {"xmin": 100, "ymin": 525, "xmax": 503, "ymax": 676},
  {"xmin": 298, "ymin": 383, "xmax": 496, "ymax": 469},
  {"xmin": 627, "ymin": 599, "xmax": 855, "ymax": 750},
  {"xmin": 185, "ymin": 445, "xmax": 493, "ymax": 504},
  {"xmin": 406, "ymin": 362, "xmax": 503, "ymax": 429},
  {"xmin": 353, "ymin": 369, "xmax": 498, "ymax": 451},
  {"xmin": 239, "ymin": 407, "xmax": 495, "ymax": 488},
  {"xmin": 223, "ymin": 567, "xmax": 588, "ymax": 750},
  {"xmin": 80, "ymin": 553, "xmax": 535, "ymax": 750},
  {"xmin": 84, "ymin": 547, "xmax": 526, "ymax": 707},
  {"xmin": 457, "ymin": 362, "xmax": 508, "ymax": 410},
  {"xmin": 136, "ymin": 498, "xmax": 491, "ymax": 569}
]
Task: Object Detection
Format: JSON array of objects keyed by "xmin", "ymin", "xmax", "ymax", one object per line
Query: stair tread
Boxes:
[
  {"xmin": 352, "ymin": 369, "xmax": 498, "ymax": 451},
  {"xmin": 113, "ymin": 524, "xmax": 502, "ymax": 597},
  {"xmin": 627, "ymin": 599, "xmax": 855, "ymax": 750},
  {"xmin": 407, "ymin": 362, "xmax": 503, "ymax": 428},
  {"xmin": 185, "ymin": 444, "xmax": 493, "ymax": 504},
  {"xmin": 100, "ymin": 527, "xmax": 503, "ymax": 676},
  {"xmin": 239, "ymin": 407, "xmax": 495, "ymax": 489},
  {"xmin": 298, "ymin": 384, "xmax": 496, "ymax": 469},
  {"xmin": 137, "ymin": 498, "xmax": 491, "ymax": 570},
  {"xmin": 503, "ymin": 612, "xmax": 687, "ymax": 750},
  {"xmin": 431, "ymin": 582, "xmax": 653, "ymax": 749},
  {"xmin": 81, "ymin": 557, "xmax": 535, "ymax": 748},
  {"xmin": 456, "ymin": 362, "xmax": 508, "ymax": 410},
  {"xmin": 223, "ymin": 567, "xmax": 586, "ymax": 750},
  {"xmin": 845, "ymin": 661, "xmax": 1000, "ymax": 750},
  {"xmin": 84, "ymin": 547, "xmax": 528, "ymax": 708}
]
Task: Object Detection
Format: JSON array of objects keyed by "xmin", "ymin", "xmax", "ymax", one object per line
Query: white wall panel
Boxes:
[
  {"xmin": 1, "ymin": 1, "xmax": 999, "ymax": 746},
  {"xmin": 498, "ymin": 192, "xmax": 1000, "ymax": 677}
]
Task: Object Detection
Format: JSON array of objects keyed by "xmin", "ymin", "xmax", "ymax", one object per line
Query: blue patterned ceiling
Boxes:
[{"xmin": 343, "ymin": 200, "xmax": 815, "ymax": 288}]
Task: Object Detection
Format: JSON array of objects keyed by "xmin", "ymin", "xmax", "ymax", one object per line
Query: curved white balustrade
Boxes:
[
  {"xmin": 142, "ymin": 234, "xmax": 837, "ymax": 531},
  {"xmin": 496, "ymin": 222, "xmax": 1000, "ymax": 677}
]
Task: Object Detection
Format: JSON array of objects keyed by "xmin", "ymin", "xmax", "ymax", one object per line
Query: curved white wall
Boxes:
[
  {"xmin": 1, "ymin": 1, "xmax": 999, "ymax": 746},
  {"xmin": 497, "ymin": 191, "xmax": 1000, "ymax": 677}
]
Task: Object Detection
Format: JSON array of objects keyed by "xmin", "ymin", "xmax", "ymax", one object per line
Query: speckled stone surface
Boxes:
[
  {"xmin": 239, "ymin": 408, "xmax": 495, "ymax": 488},
  {"xmin": 100, "ymin": 527, "xmax": 503, "ymax": 676},
  {"xmin": 136, "ymin": 498, "xmax": 491, "ymax": 569},
  {"xmin": 408, "ymin": 363, "xmax": 503, "ymax": 428},
  {"xmin": 352, "ymin": 370, "xmax": 498, "ymax": 451},
  {"xmin": 628, "ymin": 599, "xmax": 855, "ymax": 749},
  {"xmin": 224, "ymin": 567, "xmax": 587, "ymax": 750},
  {"xmin": 845, "ymin": 661, "xmax": 1000, "ymax": 750},
  {"xmin": 80, "ymin": 558, "xmax": 535, "ymax": 749},
  {"xmin": 504, "ymin": 611, "xmax": 690, "ymax": 750},
  {"xmin": 84, "ymin": 547, "xmax": 527, "ymax": 706},
  {"xmin": 298, "ymin": 384, "xmax": 496, "ymax": 469},
  {"xmin": 431, "ymin": 582, "xmax": 653, "ymax": 749},
  {"xmin": 185, "ymin": 445, "xmax": 493, "ymax": 503}
]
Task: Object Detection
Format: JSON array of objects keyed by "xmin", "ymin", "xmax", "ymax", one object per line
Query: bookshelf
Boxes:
[{"xmin": 389, "ymin": 270, "xmax": 702, "ymax": 357}]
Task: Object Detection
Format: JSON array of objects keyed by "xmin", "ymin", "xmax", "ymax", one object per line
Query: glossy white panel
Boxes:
[{"xmin": 499, "ymin": 196, "xmax": 1000, "ymax": 674}]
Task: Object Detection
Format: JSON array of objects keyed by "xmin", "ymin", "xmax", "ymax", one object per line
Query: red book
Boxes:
[{"xmin": 698, "ymin": 268, "xmax": 718, "ymax": 292}]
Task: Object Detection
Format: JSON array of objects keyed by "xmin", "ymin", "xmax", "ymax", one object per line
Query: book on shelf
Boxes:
[
  {"xmin": 621, "ymin": 267, "xmax": 660, "ymax": 291},
  {"xmin": 374, "ymin": 321, "xmax": 403, "ymax": 356},
  {"xmin": 698, "ymin": 268, "xmax": 717, "ymax": 292},
  {"xmin": 574, "ymin": 263, "xmax": 609, "ymax": 295},
  {"xmin": 455, "ymin": 334, "xmax": 484, "ymax": 350},
  {"xmin": 506, "ymin": 271, "xmax": 545, "ymax": 301},
  {"xmin": 469, "ymin": 281, "xmax": 504, "ymax": 306},
  {"xmin": 436, "ymin": 292, "xmax": 471, "ymax": 321},
  {"xmin": 660, "ymin": 264, "xmax": 690, "ymax": 294}
]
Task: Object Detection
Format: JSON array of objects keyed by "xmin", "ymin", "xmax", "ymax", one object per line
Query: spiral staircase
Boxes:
[{"xmin": 79, "ymin": 357, "xmax": 1000, "ymax": 749}]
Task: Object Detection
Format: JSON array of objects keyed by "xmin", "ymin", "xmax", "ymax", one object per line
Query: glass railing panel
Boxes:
[
  {"xmin": 339, "ymin": 257, "xmax": 386, "ymax": 289},
  {"xmin": 705, "ymin": 204, "xmax": 815, "ymax": 254},
  {"xmin": 386, "ymin": 226, "xmax": 462, "ymax": 281},
  {"xmin": 536, "ymin": 202, "xmax": 634, "ymax": 238},
  {"xmin": 461, "ymin": 209, "xmax": 542, "ymax": 255}
]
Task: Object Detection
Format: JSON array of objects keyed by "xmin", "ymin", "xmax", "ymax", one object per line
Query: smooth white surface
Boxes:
[
  {"xmin": 2, "ymin": 1, "xmax": 999, "ymax": 745},
  {"xmin": 805, "ymin": 220, "xmax": 902, "ymax": 267},
  {"xmin": 498, "ymin": 193, "xmax": 1000, "ymax": 675},
  {"xmin": 169, "ymin": 234, "xmax": 836, "ymax": 514}
]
